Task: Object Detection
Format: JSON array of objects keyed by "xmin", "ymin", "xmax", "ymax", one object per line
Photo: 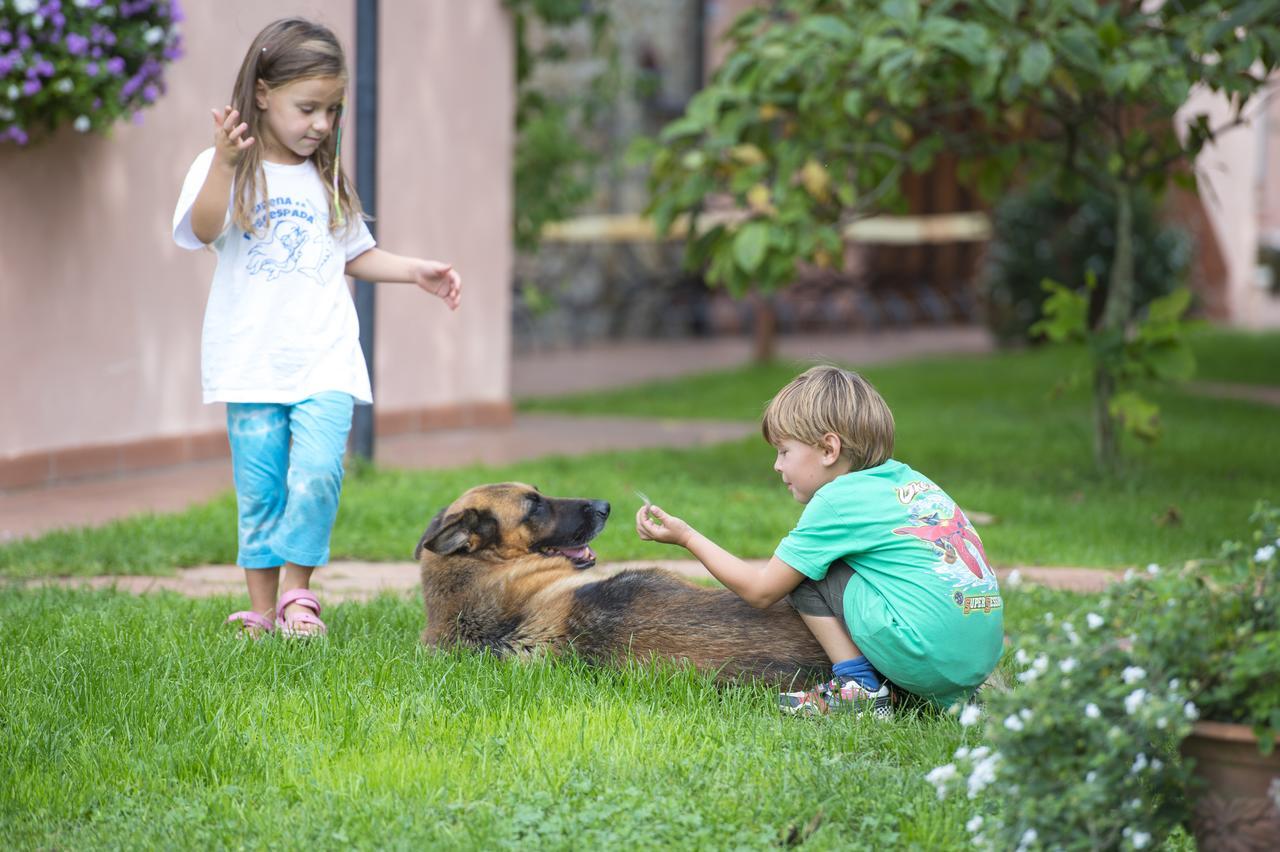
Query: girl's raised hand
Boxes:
[
  {"xmin": 211, "ymin": 105, "xmax": 254, "ymax": 168},
  {"xmin": 413, "ymin": 260, "xmax": 462, "ymax": 310}
]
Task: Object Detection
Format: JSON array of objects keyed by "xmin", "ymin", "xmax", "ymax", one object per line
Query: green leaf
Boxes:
[
  {"xmin": 732, "ymin": 222, "xmax": 769, "ymax": 274},
  {"xmin": 1030, "ymin": 279, "xmax": 1088, "ymax": 342},
  {"xmin": 1141, "ymin": 340, "xmax": 1196, "ymax": 382},
  {"xmin": 1018, "ymin": 42, "xmax": 1054, "ymax": 86},
  {"xmin": 983, "ymin": 0, "xmax": 1020, "ymax": 23},
  {"xmin": 1145, "ymin": 288, "xmax": 1193, "ymax": 325},
  {"xmin": 1109, "ymin": 391, "xmax": 1161, "ymax": 442},
  {"xmin": 842, "ymin": 91, "xmax": 865, "ymax": 118}
]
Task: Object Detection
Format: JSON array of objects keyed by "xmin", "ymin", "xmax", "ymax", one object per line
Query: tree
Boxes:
[{"xmin": 636, "ymin": 0, "xmax": 1280, "ymax": 467}]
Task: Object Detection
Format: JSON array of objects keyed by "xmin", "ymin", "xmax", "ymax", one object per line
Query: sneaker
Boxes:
[{"xmin": 779, "ymin": 676, "xmax": 893, "ymax": 719}]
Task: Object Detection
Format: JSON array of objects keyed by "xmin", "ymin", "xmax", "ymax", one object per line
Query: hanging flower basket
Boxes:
[{"xmin": 0, "ymin": 0, "xmax": 184, "ymax": 146}]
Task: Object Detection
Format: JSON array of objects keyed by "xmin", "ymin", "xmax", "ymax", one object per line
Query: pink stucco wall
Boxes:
[{"xmin": 0, "ymin": 1, "xmax": 512, "ymax": 479}]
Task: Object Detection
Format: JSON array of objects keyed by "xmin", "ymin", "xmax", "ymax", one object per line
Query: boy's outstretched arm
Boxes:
[{"xmin": 635, "ymin": 504, "xmax": 804, "ymax": 609}]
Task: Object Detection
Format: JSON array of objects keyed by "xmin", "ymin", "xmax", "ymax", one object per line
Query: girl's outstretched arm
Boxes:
[
  {"xmin": 635, "ymin": 504, "xmax": 804, "ymax": 608},
  {"xmin": 346, "ymin": 248, "xmax": 461, "ymax": 310}
]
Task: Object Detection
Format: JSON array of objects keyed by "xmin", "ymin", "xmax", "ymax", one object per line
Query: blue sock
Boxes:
[{"xmin": 832, "ymin": 656, "xmax": 881, "ymax": 691}]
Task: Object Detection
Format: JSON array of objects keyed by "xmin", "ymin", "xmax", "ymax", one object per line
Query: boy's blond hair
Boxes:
[{"xmin": 761, "ymin": 365, "xmax": 895, "ymax": 471}]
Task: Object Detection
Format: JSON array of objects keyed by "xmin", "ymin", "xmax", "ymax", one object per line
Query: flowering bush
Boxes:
[
  {"xmin": 0, "ymin": 0, "xmax": 183, "ymax": 145},
  {"xmin": 927, "ymin": 501, "xmax": 1279, "ymax": 850}
]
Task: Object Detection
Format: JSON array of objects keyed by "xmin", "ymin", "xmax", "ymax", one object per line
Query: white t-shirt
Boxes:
[{"xmin": 172, "ymin": 147, "xmax": 377, "ymax": 404}]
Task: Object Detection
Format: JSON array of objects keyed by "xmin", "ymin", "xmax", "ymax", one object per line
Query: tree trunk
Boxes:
[
  {"xmin": 1093, "ymin": 183, "xmax": 1135, "ymax": 469},
  {"xmin": 751, "ymin": 292, "xmax": 777, "ymax": 362}
]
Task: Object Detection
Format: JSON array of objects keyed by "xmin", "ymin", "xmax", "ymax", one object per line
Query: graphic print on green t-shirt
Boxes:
[{"xmin": 891, "ymin": 479, "xmax": 1001, "ymax": 616}]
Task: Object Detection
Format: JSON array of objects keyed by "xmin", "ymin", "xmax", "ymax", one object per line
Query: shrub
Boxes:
[
  {"xmin": 0, "ymin": 0, "xmax": 183, "ymax": 146},
  {"xmin": 979, "ymin": 182, "xmax": 1192, "ymax": 347}
]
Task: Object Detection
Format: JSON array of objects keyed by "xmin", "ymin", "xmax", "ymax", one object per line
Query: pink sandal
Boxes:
[
  {"xmin": 225, "ymin": 610, "xmax": 275, "ymax": 637},
  {"xmin": 276, "ymin": 588, "xmax": 327, "ymax": 638}
]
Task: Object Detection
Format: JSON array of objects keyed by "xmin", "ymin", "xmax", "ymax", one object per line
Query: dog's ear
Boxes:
[
  {"xmin": 414, "ymin": 509, "xmax": 448, "ymax": 560},
  {"xmin": 416, "ymin": 507, "xmax": 499, "ymax": 558}
]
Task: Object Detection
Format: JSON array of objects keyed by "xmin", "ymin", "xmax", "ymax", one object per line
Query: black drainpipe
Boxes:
[{"xmin": 351, "ymin": 0, "xmax": 378, "ymax": 462}]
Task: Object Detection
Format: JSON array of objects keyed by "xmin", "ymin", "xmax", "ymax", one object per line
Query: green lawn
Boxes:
[
  {"xmin": 2, "ymin": 331, "xmax": 1265, "ymax": 848},
  {"xmin": 1, "ymin": 584, "xmax": 1083, "ymax": 850}
]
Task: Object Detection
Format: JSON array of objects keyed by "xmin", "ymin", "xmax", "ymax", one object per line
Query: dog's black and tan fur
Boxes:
[{"xmin": 415, "ymin": 482, "xmax": 829, "ymax": 684}]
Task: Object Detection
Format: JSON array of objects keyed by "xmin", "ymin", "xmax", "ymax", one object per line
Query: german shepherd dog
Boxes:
[{"xmin": 414, "ymin": 482, "xmax": 830, "ymax": 684}]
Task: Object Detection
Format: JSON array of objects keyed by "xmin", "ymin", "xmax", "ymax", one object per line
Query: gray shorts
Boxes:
[{"xmin": 787, "ymin": 561, "xmax": 855, "ymax": 620}]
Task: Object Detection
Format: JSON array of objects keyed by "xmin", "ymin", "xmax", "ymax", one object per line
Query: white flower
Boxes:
[
  {"xmin": 1132, "ymin": 830, "xmax": 1151, "ymax": 849},
  {"xmin": 1152, "ymin": 758, "xmax": 1163, "ymax": 771},
  {"xmin": 1085, "ymin": 770, "xmax": 1098, "ymax": 784},
  {"xmin": 1019, "ymin": 708, "xmax": 1034, "ymax": 721},
  {"xmin": 1146, "ymin": 563, "xmax": 1160, "ymax": 575},
  {"xmin": 1043, "ymin": 612, "xmax": 1055, "ymax": 624},
  {"xmin": 1004, "ymin": 714, "xmax": 1025, "ymax": 732},
  {"xmin": 1124, "ymin": 568, "xmax": 1137, "ymax": 582},
  {"xmin": 0, "ymin": 106, "xmax": 12, "ymax": 121},
  {"xmin": 1017, "ymin": 828, "xmax": 1038, "ymax": 851},
  {"xmin": 55, "ymin": 78, "xmax": 74, "ymax": 94},
  {"xmin": 1060, "ymin": 657, "xmax": 1079, "ymax": 674},
  {"xmin": 1016, "ymin": 667, "xmax": 1040, "ymax": 684},
  {"xmin": 970, "ymin": 746, "xmax": 991, "ymax": 761},
  {"xmin": 1122, "ymin": 666, "xmax": 1146, "ymax": 684},
  {"xmin": 926, "ymin": 763, "xmax": 957, "ymax": 799},
  {"xmin": 1006, "ymin": 569, "xmax": 1022, "ymax": 586},
  {"xmin": 960, "ymin": 705, "xmax": 982, "ymax": 727},
  {"xmin": 144, "ymin": 26, "xmax": 166, "ymax": 46},
  {"xmin": 1256, "ymin": 545, "xmax": 1276, "ymax": 563},
  {"xmin": 968, "ymin": 753, "xmax": 1000, "ymax": 799},
  {"xmin": 1131, "ymin": 753, "xmax": 1148, "ymax": 774},
  {"xmin": 1032, "ymin": 655, "xmax": 1049, "ymax": 673},
  {"xmin": 955, "ymin": 746, "xmax": 971, "ymax": 760},
  {"xmin": 1184, "ymin": 701, "xmax": 1199, "ymax": 720},
  {"xmin": 31, "ymin": 13, "xmax": 44, "ymax": 29},
  {"xmin": 1125, "ymin": 689, "xmax": 1148, "ymax": 715},
  {"xmin": 14, "ymin": 0, "xmax": 39, "ymax": 14},
  {"xmin": 966, "ymin": 815, "xmax": 984, "ymax": 833},
  {"xmin": 73, "ymin": 115, "xmax": 91, "ymax": 133},
  {"xmin": 1085, "ymin": 703, "xmax": 1101, "ymax": 719},
  {"xmin": 1015, "ymin": 648, "xmax": 1031, "ymax": 666},
  {"xmin": 7, "ymin": 85, "xmax": 19, "ymax": 101},
  {"xmin": 1086, "ymin": 612, "xmax": 1105, "ymax": 629}
]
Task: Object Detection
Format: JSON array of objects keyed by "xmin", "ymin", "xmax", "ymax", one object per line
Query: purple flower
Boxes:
[
  {"xmin": 85, "ymin": 61, "xmax": 97, "ymax": 75},
  {"xmin": 22, "ymin": 78, "xmax": 41, "ymax": 96},
  {"xmin": 105, "ymin": 55, "xmax": 125, "ymax": 75},
  {"xmin": 0, "ymin": 31, "xmax": 12, "ymax": 47},
  {"xmin": 36, "ymin": 58, "xmax": 54, "ymax": 77},
  {"xmin": 66, "ymin": 32, "xmax": 89, "ymax": 56},
  {"xmin": 7, "ymin": 126, "xmax": 30, "ymax": 145},
  {"xmin": 18, "ymin": 33, "xmax": 33, "ymax": 51},
  {"xmin": 142, "ymin": 83, "xmax": 158, "ymax": 102},
  {"xmin": 0, "ymin": 56, "xmax": 12, "ymax": 76},
  {"xmin": 170, "ymin": 0, "xmax": 184, "ymax": 24}
]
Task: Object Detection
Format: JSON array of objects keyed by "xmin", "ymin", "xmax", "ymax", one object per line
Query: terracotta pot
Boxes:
[{"xmin": 1180, "ymin": 720, "xmax": 1280, "ymax": 851}]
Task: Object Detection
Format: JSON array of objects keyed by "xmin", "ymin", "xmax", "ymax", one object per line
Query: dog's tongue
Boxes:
[{"xmin": 557, "ymin": 545, "xmax": 594, "ymax": 562}]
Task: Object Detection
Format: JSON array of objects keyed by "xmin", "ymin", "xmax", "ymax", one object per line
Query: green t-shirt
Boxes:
[{"xmin": 775, "ymin": 459, "xmax": 1004, "ymax": 707}]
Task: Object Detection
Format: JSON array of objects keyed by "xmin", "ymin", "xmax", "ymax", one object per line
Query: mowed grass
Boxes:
[
  {"xmin": 0, "ymin": 584, "xmax": 1080, "ymax": 850},
  {"xmin": 2, "ymin": 329, "xmax": 1276, "ymax": 578}
]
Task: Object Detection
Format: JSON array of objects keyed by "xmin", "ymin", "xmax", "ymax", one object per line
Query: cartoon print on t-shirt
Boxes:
[
  {"xmin": 893, "ymin": 490, "xmax": 992, "ymax": 583},
  {"xmin": 245, "ymin": 198, "xmax": 334, "ymax": 285}
]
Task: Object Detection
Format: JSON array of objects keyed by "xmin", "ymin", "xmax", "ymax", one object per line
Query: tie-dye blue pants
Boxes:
[{"xmin": 225, "ymin": 392, "xmax": 354, "ymax": 568}]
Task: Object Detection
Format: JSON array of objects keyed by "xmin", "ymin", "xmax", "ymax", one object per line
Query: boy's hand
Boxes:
[
  {"xmin": 635, "ymin": 504, "xmax": 693, "ymax": 548},
  {"xmin": 413, "ymin": 261, "xmax": 462, "ymax": 310},
  {"xmin": 211, "ymin": 106, "xmax": 254, "ymax": 169}
]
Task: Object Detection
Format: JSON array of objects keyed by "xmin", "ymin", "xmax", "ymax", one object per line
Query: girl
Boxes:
[{"xmin": 172, "ymin": 18, "xmax": 462, "ymax": 638}]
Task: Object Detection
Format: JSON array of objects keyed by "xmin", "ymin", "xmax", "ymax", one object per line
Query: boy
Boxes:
[{"xmin": 635, "ymin": 365, "xmax": 1004, "ymax": 716}]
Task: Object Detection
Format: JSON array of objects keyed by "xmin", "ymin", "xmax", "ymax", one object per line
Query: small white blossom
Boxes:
[
  {"xmin": 1017, "ymin": 828, "xmax": 1038, "ymax": 851},
  {"xmin": 1043, "ymin": 612, "xmax": 1055, "ymax": 624},
  {"xmin": 1256, "ymin": 545, "xmax": 1276, "ymax": 563},
  {"xmin": 966, "ymin": 815, "xmax": 984, "ymax": 833},
  {"xmin": 1085, "ymin": 703, "xmax": 1101, "ymax": 719},
  {"xmin": 1085, "ymin": 770, "xmax": 1098, "ymax": 784},
  {"xmin": 1086, "ymin": 612, "xmax": 1105, "ymax": 629},
  {"xmin": 1006, "ymin": 569, "xmax": 1022, "ymax": 586},
  {"xmin": 1019, "ymin": 708, "xmax": 1034, "ymax": 721},
  {"xmin": 1004, "ymin": 714, "xmax": 1025, "ymax": 732},
  {"xmin": 1125, "ymin": 689, "xmax": 1148, "ymax": 715},
  {"xmin": 926, "ymin": 763, "xmax": 957, "ymax": 799},
  {"xmin": 970, "ymin": 746, "xmax": 991, "ymax": 761},
  {"xmin": 955, "ymin": 746, "xmax": 971, "ymax": 760},
  {"xmin": 1152, "ymin": 758, "xmax": 1163, "ymax": 771},
  {"xmin": 1059, "ymin": 657, "xmax": 1079, "ymax": 674},
  {"xmin": 54, "ymin": 78, "xmax": 74, "ymax": 94},
  {"xmin": 144, "ymin": 26, "xmax": 166, "ymax": 45},
  {"xmin": 14, "ymin": 0, "xmax": 39, "ymax": 13},
  {"xmin": 960, "ymin": 705, "xmax": 982, "ymax": 727},
  {"xmin": 968, "ymin": 753, "xmax": 1001, "ymax": 799},
  {"xmin": 1184, "ymin": 701, "xmax": 1199, "ymax": 720},
  {"xmin": 1122, "ymin": 666, "xmax": 1146, "ymax": 684},
  {"xmin": 1156, "ymin": 716, "xmax": 1167, "ymax": 730},
  {"xmin": 7, "ymin": 84, "xmax": 19, "ymax": 101},
  {"xmin": 1132, "ymin": 830, "xmax": 1151, "ymax": 848},
  {"xmin": 1015, "ymin": 648, "xmax": 1031, "ymax": 666},
  {"xmin": 73, "ymin": 115, "xmax": 91, "ymax": 133},
  {"xmin": 1017, "ymin": 667, "xmax": 1040, "ymax": 684},
  {"xmin": 1131, "ymin": 753, "xmax": 1149, "ymax": 774},
  {"xmin": 1146, "ymin": 563, "xmax": 1160, "ymax": 575}
]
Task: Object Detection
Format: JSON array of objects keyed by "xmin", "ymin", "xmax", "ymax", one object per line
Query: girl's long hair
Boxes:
[{"xmin": 227, "ymin": 18, "xmax": 364, "ymax": 235}]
